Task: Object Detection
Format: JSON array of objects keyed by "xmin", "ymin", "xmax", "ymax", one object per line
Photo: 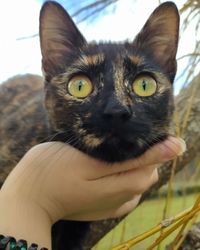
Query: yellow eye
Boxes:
[
  {"xmin": 132, "ymin": 75, "xmax": 157, "ymax": 97},
  {"xmin": 67, "ymin": 75, "xmax": 93, "ymax": 98}
]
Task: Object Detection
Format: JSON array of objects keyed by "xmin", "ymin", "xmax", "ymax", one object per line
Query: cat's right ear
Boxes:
[{"xmin": 40, "ymin": 1, "xmax": 87, "ymax": 78}]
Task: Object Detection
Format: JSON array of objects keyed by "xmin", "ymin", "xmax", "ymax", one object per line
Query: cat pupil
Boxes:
[
  {"xmin": 142, "ymin": 80, "xmax": 147, "ymax": 91},
  {"xmin": 78, "ymin": 81, "xmax": 82, "ymax": 91}
]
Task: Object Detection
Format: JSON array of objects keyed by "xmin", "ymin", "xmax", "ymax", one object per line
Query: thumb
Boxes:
[{"xmin": 134, "ymin": 136, "xmax": 186, "ymax": 168}]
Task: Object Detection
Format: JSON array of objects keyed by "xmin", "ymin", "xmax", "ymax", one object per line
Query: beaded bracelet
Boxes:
[{"xmin": 0, "ymin": 235, "xmax": 48, "ymax": 250}]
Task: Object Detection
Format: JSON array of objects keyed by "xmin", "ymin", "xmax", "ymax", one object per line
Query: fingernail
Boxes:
[
  {"xmin": 177, "ymin": 138, "xmax": 186, "ymax": 156},
  {"xmin": 162, "ymin": 137, "xmax": 187, "ymax": 161}
]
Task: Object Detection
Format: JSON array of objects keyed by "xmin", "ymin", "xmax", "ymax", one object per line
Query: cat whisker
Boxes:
[
  {"xmin": 67, "ymin": 136, "xmax": 83, "ymax": 149},
  {"xmin": 138, "ymin": 131, "xmax": 168, "ymax": 151},
  {"xmin": 41, "ymin": 131, "xmax": 66, "ymax": 142},
  {"xmin": 64, "ymin": 136, "xmax": 78, "ymax": 146}
]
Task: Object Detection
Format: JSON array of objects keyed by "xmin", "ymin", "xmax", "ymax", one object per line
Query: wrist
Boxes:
[{"xmin": 0, "ymin": 191, "xmax": 52, "ymax": 249}]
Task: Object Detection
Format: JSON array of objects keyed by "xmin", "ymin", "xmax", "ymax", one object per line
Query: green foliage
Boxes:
[{"xmin": 94, "ymin": 194, "xmax": 200, "ymax": 250}]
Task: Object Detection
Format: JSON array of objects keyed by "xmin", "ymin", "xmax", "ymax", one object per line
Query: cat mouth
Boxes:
[
  {"xmin": 106, "ymin": 132, "xmax": 136, "ymax": 145},
  {"xmin": 99, "ymin": 132, "xmax": 138, "ymax": 152},
  {"xmin": 106, "ymin": 134, "xmax": 130, "ymax": 145},
  {"xmin": 85, "ymin": 136, "xmax": 143, "ymax": 162}
]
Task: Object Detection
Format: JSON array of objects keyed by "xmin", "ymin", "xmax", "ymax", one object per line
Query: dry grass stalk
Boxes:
[
  {"xmin": 167, "ymin": 196, "xmax": 200, "ymax": 249},
  {"xmin": 109, "ymin": 202, "xmax": 200, "ymax": 250}
]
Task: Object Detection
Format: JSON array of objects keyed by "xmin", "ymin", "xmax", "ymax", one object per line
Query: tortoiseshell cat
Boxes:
[
  {"xmin": 40, "ymin": 1, "xmax": 179, "ymax": 163},
  {"xmin": 0, "ymin": 1, "xmax": 179, "ymax": 249}
]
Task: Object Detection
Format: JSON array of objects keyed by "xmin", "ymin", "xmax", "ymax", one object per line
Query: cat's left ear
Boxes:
[
  {"xmin": 39, "ymin": 1, "xmax": 87, "ymax": 78},
  {"xmin": 134, "ymin": 2, "xmax": 180, "ymax": 81}
]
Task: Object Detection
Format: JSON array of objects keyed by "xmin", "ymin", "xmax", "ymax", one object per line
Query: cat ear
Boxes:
[
  {"xmin": 39, "ymin": 1, "xmax": 87, "ymax": 78},
  {"xmin": 134, "ymin": 2, "xmax": 179, "ymax": 81}
]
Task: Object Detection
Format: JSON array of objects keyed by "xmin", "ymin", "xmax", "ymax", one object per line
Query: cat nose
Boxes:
[{"xmin": 102, "ymin": 99, "xmax": 131, "ymax": 122}]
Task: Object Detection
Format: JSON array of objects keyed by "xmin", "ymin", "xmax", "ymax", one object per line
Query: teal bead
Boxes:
[
  {"xmin": 9, "ymin": 241, "xmax": 16, "ymax": 249},
  {"xmin": 1, "ymin": 238, "xmax": 7, "ymax": 243}
]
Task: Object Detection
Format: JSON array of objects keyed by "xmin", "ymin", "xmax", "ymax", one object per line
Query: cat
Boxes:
[
  {"xmin": 0, "ymin": 1, "xmax": 179, "ymax": 249},
  {"xmin": 39, "ymin": 1, "xmax": 179, "ymax": 163}
]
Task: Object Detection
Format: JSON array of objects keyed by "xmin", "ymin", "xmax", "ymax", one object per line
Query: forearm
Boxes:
[{"xmin": 0, "ymin": 191, "xmax": 52, "ymax": 249}]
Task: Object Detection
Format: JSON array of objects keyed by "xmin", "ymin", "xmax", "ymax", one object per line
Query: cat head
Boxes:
[{"xmin": 39, "ymin": 1, "xmax": 179, "ymax": 162}]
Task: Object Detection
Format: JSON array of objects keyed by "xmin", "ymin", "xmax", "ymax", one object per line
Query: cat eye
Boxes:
[
  {"xmin": 132, "ymin": 75, "xmax": 157, "ymax": 97},
  {"xmin": 67, "ymin": 75, "xmax": 93, "ymax": 98}
]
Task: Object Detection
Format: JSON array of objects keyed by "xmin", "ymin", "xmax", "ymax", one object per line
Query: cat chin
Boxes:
[
  {"xmin": 82, "ymin": 134, "xmax": 168, "ymax": 163},
  {"xmin": 84, "ymin": 144, "xmax": 149, "ymax": 162}
]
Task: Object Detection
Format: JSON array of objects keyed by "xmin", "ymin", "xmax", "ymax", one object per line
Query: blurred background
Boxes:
[{"xmin": 0, "ymin": 0, "xmax": 199, "ymax": 95}]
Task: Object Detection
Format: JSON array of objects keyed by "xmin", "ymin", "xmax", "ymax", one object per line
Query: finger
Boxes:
[
  {"xmin": 89, "ymin": 167, "xmax": 158, "ymax": 211},
  {"xmin": 112, "ymin": 195, "xmax": 142, "ymax": 218},
  {"xmin": 103, "ymin": 167, "xmax": 159, "ymax": 199},
  {"xmin": 65, "ymin": 195, "xmax": 141, "ymax": 221},
  {"xmin": 70, "ymin": 195, "xmax": 141, "ymax": 220},
  {"xmin": 65, "ymin": 206, "xmax": 124, "ymax": 221}
]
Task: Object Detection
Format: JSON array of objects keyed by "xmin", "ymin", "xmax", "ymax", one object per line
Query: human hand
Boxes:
[{"xmin": 1, "ymin": 136, "xmax": 186, "ymax": 223}]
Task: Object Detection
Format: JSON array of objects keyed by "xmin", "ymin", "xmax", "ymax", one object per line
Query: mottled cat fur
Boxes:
[{"xmin": 0, "ymin": 1, "xmax": 179, "ymax": 249}]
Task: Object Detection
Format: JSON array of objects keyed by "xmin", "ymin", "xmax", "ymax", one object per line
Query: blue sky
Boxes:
[{"xmin": 0, "ymin": 0, "xmax": 199, "ymax": 94}]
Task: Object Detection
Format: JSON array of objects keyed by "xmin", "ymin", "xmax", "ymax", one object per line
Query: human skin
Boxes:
[{"xmin": 0, "ymin": 136, "xmax": 186, "ymax": 249}]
